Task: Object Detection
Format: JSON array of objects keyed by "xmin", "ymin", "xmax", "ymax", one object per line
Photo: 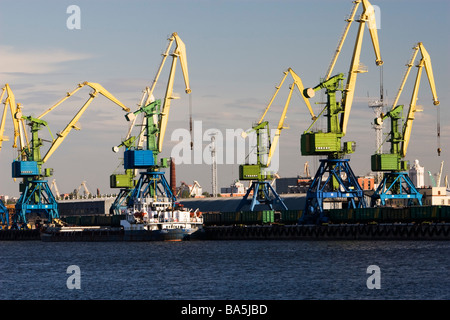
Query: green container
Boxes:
[
  {"xmin": 111, "ymin": 214, "xmax": 126, "ymax": 226},
  {"xmin": 439, "ymin": 206, "xmax": 450, "ymax": 220},
  {"xmin": 241, "ymin": 211, "xmax": 256, "ymax": 224},
  {"xmin": 261, "ymin": 210, "xmax": 274, "ymax": 224},
  {"xmin": 63, "ymin": 215, "xmax": 81, "ymax": 226},
  {"xmin": 203, "ymin": 213, "xmax": 221, "ymax": 225},
  {"xmin": 222, "ymin": 211, "xmax": 240, "ymax": 225},
  {"xmin": 382, "ymin": 207, "xmax": 410, "ymax": 222},
  {"xmin": 95, "ymin": 215, "xmax": 112, "ymax": 226},
  {"xmin": 354, "ymin": 207, "xmax": 380, "ymax": 221},
  {"xmin": 280, "ymin": 210, "xmax": 302, "ymax": 224},
  {"xmin": 80, "ymin": 215, "xmax": 96, "ymax": 226},
  {"xmin": 411, "ymin": 206, "xmax": 434, "ymax": 221},
  {"xmin": 239, "ymin": 210, "xmax": 274, "ymax": 224},
  {"xmin": 327, "ymin": 208, "xmax": 354, "ymax": 223}
]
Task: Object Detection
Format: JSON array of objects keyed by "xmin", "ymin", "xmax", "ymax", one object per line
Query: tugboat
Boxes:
[{"xmin": 120, "ymin": 197, "xmax": 203, "ymax": 241}]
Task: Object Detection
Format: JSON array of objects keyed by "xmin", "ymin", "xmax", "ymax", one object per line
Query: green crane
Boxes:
[
  {"xmin": 299, "ymin": 0, "xmax": 383, "ymax": 222},
  {"xmin": 370, "ymin": 42, "xmax": 440, "ymax": 206},
  {"xmin": 12, "ymin": 82, "xmax": 130, "ymax": 226},
  {"xmin": 237, "ymin": 68, "xmax": 315, "ymax": 211},
  {"xmin": 110, "ymin": 32, "xmax": 191, "ymax": 215}
]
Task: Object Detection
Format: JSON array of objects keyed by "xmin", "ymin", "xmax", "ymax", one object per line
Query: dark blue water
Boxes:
[{"xmin": 0, "ymin": 240, "xmax": 448, "ymax": 300}]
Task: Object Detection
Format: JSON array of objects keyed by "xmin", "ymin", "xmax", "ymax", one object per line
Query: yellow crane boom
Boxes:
[
  {"xmin": 157, "ymin": 32, "xmax": 191, "ymax": 153},
  {"xmin": 399, "ymin": 42, "xmax": 439, "ymax": 157},
  {"xmin": 245, "ymin": 68, "xmax": 314, "ymax": 167},
  {"xmin": 0, "ymin": 84, "xmax": 28, "ymax": 154},
  {"xmin": 125, "ymin": 32, "xmax": 191, "ymax": 154},
  {"xmin": 39, "ymin": 82, "xmax": 130, "ymax": 163},
  {"xmin": 326, "ymin": 0, "xmax": 382, "ymax": 80},
  {"xmin": 340, "ymin": 0, "xmax": 383, "ymax": 136}
]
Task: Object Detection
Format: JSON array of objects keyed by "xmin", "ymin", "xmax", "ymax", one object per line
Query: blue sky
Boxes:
[{"xmin": 0, "ymin": 0, "xmax": 449, "ymax": 197}]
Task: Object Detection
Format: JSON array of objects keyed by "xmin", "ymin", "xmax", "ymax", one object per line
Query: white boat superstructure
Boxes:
[{"xmin": 120, "ymin": 196, "xmax": 203, "ymax": 240}]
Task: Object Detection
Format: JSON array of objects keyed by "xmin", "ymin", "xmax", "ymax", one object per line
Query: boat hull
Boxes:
[
  {"xmin": 40, "ymin": 227, "xmax": 124, "ymax": 242},
  {"xmin": 123, "ymin": 227, "xmax": 204, "ymax": 241},
  {"xmin": 39, "ymin": 225, "xmax": 204, "ymax": 242}
]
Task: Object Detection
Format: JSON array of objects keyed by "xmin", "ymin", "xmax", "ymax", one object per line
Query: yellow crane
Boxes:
[
  {"xmin": 38, "ymin": 81, "xmax": 130, "ymax": 163},
  {"xmin": 302, "ymin": 0, "xmax": 383, "ymax": 157},
  {"xmin": 111, "ymin": 32, "xmax": 191, "ymax": 215},
  {"xmin": 237, "ymin": 68, "xmax": 313, "ymax": 211},
  {"xmin": 325, "ymin": 0, "xmax": 382, "ymax": 81},
  {"xmin": 12, "ymin": 82, "xmax": 130, "ymax": 225},
  {"xmin": 0, "ymin": 84, "xmax": 28, "ymax": 154},
  {"xmin": 373, "ymin": 42, "xmax": 439, "ymax": 167},
  {"xmin": 253, "ymin": 68, "xmax": 316, "ymax": 167},
  {"xmin": 124, "ymin": 32, "xmax": 191, "ymax": 154},
  {"xmin": 371, "ymin": 42, "xmax": 440, "ymax": 206},
  {"xmin": 396, "ymin": 42, "xmax": 439, "ymax": 157},
  {"xmin": 0, "ymin": 84, "xmax": 29, "ymax": 227},
  {"xmin": 300, "ymin": 0, "xmax": 382, "ymax": 222},
  {"xmin": 339, "ymin": 0, "xmax": 383, "ymax": 136}
]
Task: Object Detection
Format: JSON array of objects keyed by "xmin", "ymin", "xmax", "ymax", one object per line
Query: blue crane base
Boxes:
[
  {"xmin": 127, "ymin": 171, "xmax": 176, "ymax": 207},
  {"xmin": 300, "ymin": 159, "xmax": 366, "ymax": 224},
  {"xmin": 0, "ymin": 200, "xmax": 9, "ymax": 226},
  {"xmin": 110, "ymin": 188, "xmax": 133, "ymax": 215},
  {"xmin": 236, "ymin": 181, "xmax": 288, "ymax": 212},
  {"xmin": 14, "ymin": 180, "xmax": 59, "ymax": 226},
  {"xmin": 371, "ymin": 172, "xmax": 423, "ymax": 207}
]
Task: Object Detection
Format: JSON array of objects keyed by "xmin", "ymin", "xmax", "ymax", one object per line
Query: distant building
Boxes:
[
  {"xmin": 386, "ymin": 187, "xmax": 450, "ymax": 207},
  {"xmin": 276, "ymin": 177, "xmax": 299, "ymax": 194},
  {"xmin": 420, "ymin": 187, "xmax": 450, "ymax": 206},
  {"xmin": 179, "ymin": 181, "xmax": 204, "ymax": 198},
  {"xmin": 220, "ymin": 181, "xmax": 248, "ymax": 197},
  {"xmin": 357, "ymin": 176, "xmax": 375, "ymax": 190},
  {"xmin": 409, "ymin": 159, "xmax": 425, "ymax": 188},
  {"xmin": 275, "ymin": 177, "xmax": 312, "ymax": 194}
]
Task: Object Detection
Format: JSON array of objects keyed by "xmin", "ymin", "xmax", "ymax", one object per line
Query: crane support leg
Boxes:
[
  {"xmin": 370, "ymin": 172, "xmax": 423, "ymax": 207},
  {"xmin": 127, "ymin": 171, "xmax": 176, "ymax": 208},
  {"xmin": 0, "ymin": 200, "xmax": 9, "ymax": 227},
  {"xmin": 300, "ymin": 159, "xmax": 366, "ymax": 224},
  {"xmin": 236, "ymin": 181, "xmax": 288, "ymax": 212},
  {"xmin": 14, "ymin": 180, "xmax": 59, "ymax": 227},
  {"xmin": 110, "ymin": 188, "xmax": 133, "ymax": 215}
]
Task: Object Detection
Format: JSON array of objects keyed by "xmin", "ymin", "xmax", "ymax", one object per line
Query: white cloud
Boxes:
[{"xmin": 0, "ymin": 45, "xmax": 93, "ymax": 75}]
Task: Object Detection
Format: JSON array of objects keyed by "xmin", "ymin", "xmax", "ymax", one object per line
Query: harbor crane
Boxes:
[
  {"xmin": 370, "ymin": 42, "xmax": 439, "ymax": 206},
  {"xmin": 75, "ymin": 181, "xmax": 91, "ymax": 198},
  {"xmin": 110, "ymin": 32, "xmax": 191, "ymax": 214},
  {"xmin": 303, "ymin": 162, "xmax": 310, "ymax": 178},
  {"xmin": 0, "ymin": 84, "xmax": 28, "ymax": 153},
  {"xmin": 11, "ymin": 82, "xmax": 130, "ymax": 226},
  {"xmin": 49, "ymin": 179, "xmax": 61, "ymax": 199},
  {"xmin": 0, "ymin": 84, "xmax": 28, "ymax": 227},
  {"xmin": 236, "ymin": 68, "xmax": 315, "ymax": 211},
  {"xmin": 437, "ymin": 161, "xmax": 444, "ymax": 188},
  {"xmin": 300, "ymin": 0, "xmax": 383, "ymax": 223}
]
